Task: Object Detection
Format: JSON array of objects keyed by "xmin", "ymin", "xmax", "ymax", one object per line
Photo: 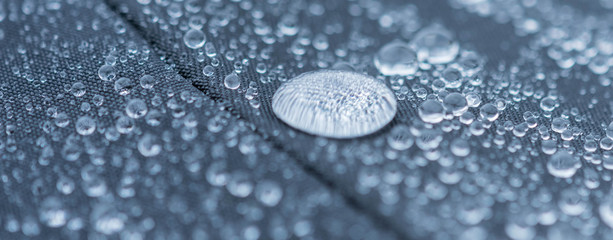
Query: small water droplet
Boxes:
[
  {"xmin": 255, "ymin": 180, "xmax": 283, "ymax": 207},
  {"xmin": 139, "ymin": 74, "xmax": 155, "ymax": 89},
  {"xmin": 443, "ymin": 92, "xmax": 468, "ymax": 116},
  {"xmin": 599, "ymin": 196, "xmax": 613, "ymax": 228},
  {"xmin": 98, "ymin": 65, "xmax": 116, "ymax": 81},
  {"xmin": 75, "ymin": 116, "xmax": 96, "ymax": 135},
  {"xmin": 183, "ymin": 28, "xmax": 206, "ymax": 49},
  {"xmin": 114, "ymin": 77, "xmax": 134, "ymax": 96},
  {"xmin": 547, "ymin": 151, "xmax": 580, "ymax": 178},
  {"xmin": 540, "ymin": 97, "xmax": 557, "ymax": 112},
  {"xmin": 374, "ymin": 42, "xmax": 418, "ymax": 76},
  {"xmin": 227, "ymin": 171, "xmax": 253, "ymax": 198},
  {"xmin": 39, "ymin": 197, "xmax": 67, "ymax": 228},
  {"xmin": 412, "ymin": 25, "xmax": 459, "ymax": 64},
  {"xmin": 607, "ymin": 121, "xmax": 613, "ymax": 139},
  {"xmin": 441, "ymin": 67, "xmax": 463, "ymax": 88},
  {"xmin": 125, "ymin": 99, "xmax": 148, "ymax": 119},
  {"xmin": 138, "ymin": 134, "xmax": 162, "ymax": 157},
  {"xmin": 418, "ymin": 99, "xmax": 444, "ymax": 124},
  {"xmin": 70, "ymin": 82, "xmax": 86, "ymax": 97},
  {"xmin": 224, "ymin": 73, "xmax": 241, "ymax": 90},
  {"xmin": 479, "ymin": 103, "xmax": 499, "ymax": 122},
  {"xmin": 387, "ymin": 124, "xmax": 414, "ymax": 151},
  {"xmin": 450, "ymin": 138, "xmax": 470, "ymax": 157}
]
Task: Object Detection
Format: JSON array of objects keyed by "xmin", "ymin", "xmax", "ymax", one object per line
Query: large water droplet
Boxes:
[
  {"xmin": 374, "ymin": 42, "xmax": 418, "ymax": 76},
  {"xmin": 272, "ymin": 70, "xmax": 397, "ymax": 138}
]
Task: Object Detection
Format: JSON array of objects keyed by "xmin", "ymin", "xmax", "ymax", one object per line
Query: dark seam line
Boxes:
[{"xmin": 102, "ymin": 1, "xmax": 407, "ymax": 239}]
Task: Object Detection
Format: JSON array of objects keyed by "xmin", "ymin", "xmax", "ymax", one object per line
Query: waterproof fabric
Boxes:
[
  {"xmin": 0, "ymin": 1, "xmax": 394, "ymax": 239},
  {"xmin": 3, "ymin": 0, "xmax": 613, "ymax": 239}
]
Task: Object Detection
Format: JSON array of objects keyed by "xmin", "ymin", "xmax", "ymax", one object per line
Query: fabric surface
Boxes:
[
  {"xmin": 3, "ymin": 0, "xmax": 613, "ymax": 239},
  {"xmin": 0, "ymin": 1, "xmax": 394, "ymax": 239}
]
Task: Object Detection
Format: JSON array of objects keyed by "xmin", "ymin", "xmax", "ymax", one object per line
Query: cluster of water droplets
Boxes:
[
  {"xmin": 5, "ymin": 0, "xmax": 613, "ymax": 239},
  {"xmin": 0, "ymin": 0, "xmax": 398, "ymax": 239},
  {"xmin": 121, "ymin": 0, "xmax": 613, "ymax": 238}
]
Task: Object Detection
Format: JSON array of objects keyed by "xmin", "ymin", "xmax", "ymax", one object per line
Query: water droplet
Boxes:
[
  {"xmin": 70, "ymin": 82, "xmax": 86, "ymax": 97},
  {"xmin": 227, "ymin": 171, "xmax": 253, "ymax": 198},
  {"xmin": 98, "ymin": 65, "xmax": 116, "ymax": 81},
  {"xmin": 551, "ymin": 117, "xmax": 569, "ymax": 133},
  {"xmin": 607, "ymin": 121, "xmax": 613, "ymax": 139},
  {"xmin": 138, "ymin": 134, "xmax": 162, "ymax": 157},
  {"xmin": 125, "ymin": 99, "xmax": 148, "ymax": 119},
  {"xmin": 387, "ymin": 124, "xmax": 414, "ymax": 151},
  {"xmin": 479, "ymin": 103, "xmax": 499, "ymax": 122},
  {"xmin": 541, "ymin": 140, "xmax": 558, "ymax": 155},
  {"xmin": 183, "ymin": 28, "xmax": 206, "ymax": 49},
  {"xmin": 450, "ymin": 138, "xmax": 470, "ymax": 157},
  {"xmin": 505, "ymin": 222, "xmax": 535, "ymax": 240},
  {"xmin": 139, "ymin": 74, "xmax": 155, "ymax": 89},
  {"xmin": 206, "ymin": 162, "xmax": 228, "ymax": 187},
  {"xmin": 418, "ymin": 99, "xmax": 444, "ymax": 124},
  {"xmin": 92, "ymin": 206, "xmax": 126, "ymax": 235},
  {"xmin": 224, "ymin": 73, "xmax": 241, "ymax": 90},
  {"xmin": 412, "ymin": 25, "xmax": 459, "ymax": 64},
  {"xmin": 458, "ymin": 51, "xmax": 483, "ymax": 76},
  {"xmin": 441, "ymin": 67, "xmax": 463, "ymax": 88},
  {"xmin": 443, "ymin": 92, "xmax": 468, "ymax": 116},
  {"xmin": 599, "ymin": 196, "xmax": 613, "ymax": 228},
  {"xmin": 547, "ymin": 151, "xmax": 580, "ymax": 178},
  {"xmin": 272, "ymin": 70, "xmax": 397, "ymax": 138},
  {"xmin": 54, "ymin": 113, "xmax": 70, "ymax": 128},
  {"xmin": 75, "ymin": 116, "xmax": 96, "ymax": 135},
  {"xmin": 39, "ymin": 197, "xmax": 67, "ymax": 228},
  {"xmin": 114, "ymin": 77, "xmax": 134, "ymax": 96},
  {"xmin": 255, "ymin": 180, "xmax": 283, "ymax": 207},
  {"xmin": 465, "ymin": 92, "xmax": 481, "ymax": 107},
  {"xmin": 374, "ymin": 42, "xmax": 418, "ymax": 76},
  {"xmin": 202, "ymin": 65, "xmax": 215, "ymax": 77},
  {"xmin": 540, "ymin": 97, "xmax": 557, "ymax": 112},
  {"xmin": 115, "ymin": 116, "xmax": 135, "ymax": 134}
]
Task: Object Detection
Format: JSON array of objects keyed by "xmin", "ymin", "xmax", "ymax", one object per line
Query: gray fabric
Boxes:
[
  {"xmin": 4, "ymin": 0, "xmax": 613, "ymax": 239},
  {"xmin": 105, "ymin": 0, "xmax": 613, "ymax": 239},
  {"xmin": 0, "ymin": 0, "xmax": 395, "ymax": 239}
]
